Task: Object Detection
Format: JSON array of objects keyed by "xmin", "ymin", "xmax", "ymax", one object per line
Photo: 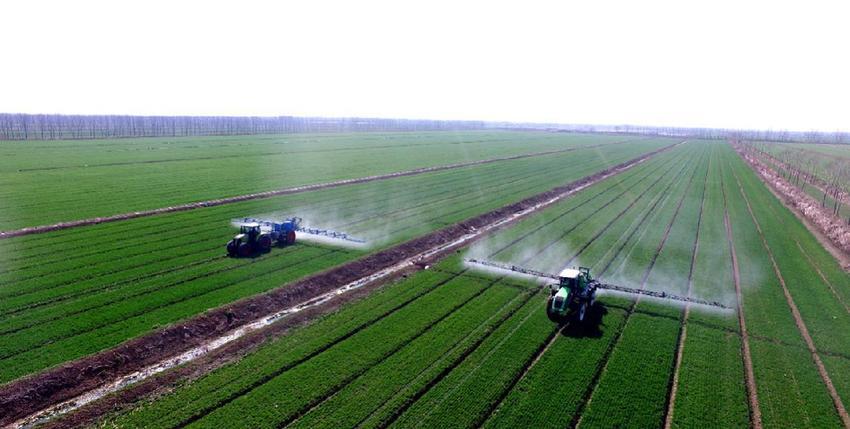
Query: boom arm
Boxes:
[
  {"xmin": 464, "ymin": 258, "xmax": 729, "ymax": 310},
  {"xmin": 235, "ymin": 217, "xmax": 366, "ymax": 244},
  {"xmin": 465, "ymin": 258, "xmax": 559, "ymax": 280}
]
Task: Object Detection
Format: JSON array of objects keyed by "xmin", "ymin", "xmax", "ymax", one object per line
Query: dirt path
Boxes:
[
  {"xmin": 720, "ymin": 172, "xmax": 763, "ymax": 429},
  {"xmin": 0, "ymin": 142, "xmax": 682, "ymax": 429},
  {"xmin": 733, "ymin": 173, "xmax": 850, "ymax": 428},
  {"xmin": 0, "ymin": 139, "xmax": 639, "ymax": 240},
  {"xmin": 663, "ymin": 156, "xmax": 709, "ymax": 429}
]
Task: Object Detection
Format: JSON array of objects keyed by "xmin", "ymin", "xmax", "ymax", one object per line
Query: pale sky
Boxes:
[{"xmin": 1, "ymin": 0, "xmax": 848, "ymax": 131}]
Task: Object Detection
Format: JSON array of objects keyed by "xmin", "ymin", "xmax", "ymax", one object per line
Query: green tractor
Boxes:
[
  {"xmin": 547, "ymin": 267, "xmax": 599, "ymax": 323},
  {"xmin": 226, "ymin": 222, "xmax": 273, "ymax": 257}
]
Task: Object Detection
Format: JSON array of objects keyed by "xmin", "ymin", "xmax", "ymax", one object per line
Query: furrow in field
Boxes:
[{"xmin": 733, "ymin": 172, "xmax": 850, "ymax": 428}]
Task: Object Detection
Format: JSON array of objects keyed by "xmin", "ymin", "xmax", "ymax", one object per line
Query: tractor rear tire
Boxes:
[
  {"xmin": 237, "ymin": 242, "xmax": 253, "ymax": 257},
  {"xmin": 258, "ymin": 235, "xmax": 272, "ymax": 252}
]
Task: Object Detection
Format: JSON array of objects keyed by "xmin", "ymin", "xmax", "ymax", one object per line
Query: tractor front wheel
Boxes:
[
  {"xmin": 226, "ymin": 240, "xmax": 238, "ymax": 256},
  {"xmin": 546, "ymin": 296, "xmax": 563, "ymax": 323},
  {"xmin": 286, "ymin": 230, "xmax": 296, "ymax": 245}
]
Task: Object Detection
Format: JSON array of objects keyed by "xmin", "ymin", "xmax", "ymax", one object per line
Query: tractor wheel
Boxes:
[
  {"xmin": 286, "ymin": 230, "xmax": 296, "ymax": 245},
  {"xmin": 546, "ymin": 296, "xmax": 562, "ymax": 323},
  {"xmin": 237, "ymin": 242, "xmax": 253, "ymax": 257},
  {"xmin": 258, "ymin": 235, "xmax": 272, "ymax": 252},
  {"xmin": 226, "ymin": 241, "xmax": 238, "ymax": 256}
]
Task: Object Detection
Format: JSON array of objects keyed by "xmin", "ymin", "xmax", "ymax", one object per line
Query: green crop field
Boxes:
[{"xmin": 1, "ymin": 132, "xmax": 849, "ymax": 429}]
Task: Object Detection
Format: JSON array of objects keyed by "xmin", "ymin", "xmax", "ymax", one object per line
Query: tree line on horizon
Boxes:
[
  {"xmin": 0, "ymin": 114, "xmax": 487, "ymax": 140},
  {"xmin": 1, "ymin": 113, "xmax": 847, "ymax": 144}
]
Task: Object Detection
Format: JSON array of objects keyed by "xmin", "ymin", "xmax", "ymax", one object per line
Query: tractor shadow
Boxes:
[{"xmin": 559, "ymin": 304, "xmax": 608, "ymax": 339}]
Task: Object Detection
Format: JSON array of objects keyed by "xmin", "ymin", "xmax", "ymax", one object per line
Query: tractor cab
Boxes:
[
  {"xmin": 548, "ymin": 266, "xmax": 598, "ymax": 322},
  {"xmin": 239, "ymin": 223, "xmax": 261, "ymax": 239}
]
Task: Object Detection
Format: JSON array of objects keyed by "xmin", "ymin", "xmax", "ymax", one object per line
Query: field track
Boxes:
[
  {"xmin": 722, "ymin": 174, "xmax": 763, "ymax": 429},
  {"xmin": 0, "ymin": 141, "xmax": 678, "ymax": 428},
  {"xmin": 0, "ymin": 139, "xmax": 636, "ymax": 240}
]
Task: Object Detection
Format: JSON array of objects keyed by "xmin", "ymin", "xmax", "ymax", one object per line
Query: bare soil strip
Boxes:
[
  {"xmin": 734, "ymin": 144, "xmax": 850, "ymax": 269},
  {"xmin": 0, "ymin": 140, "xmax": 638, "ymax": 240},
  {"xmin": 663, "ymin": 157, "xmax": 709, "ymax": 429},
  {"xmin": 0, "ymin": 142, "xmax": 680, "ymax": 428},
  {"xmin": 732, "ymin": 172, "xmax": 850, "ymax": 428}
]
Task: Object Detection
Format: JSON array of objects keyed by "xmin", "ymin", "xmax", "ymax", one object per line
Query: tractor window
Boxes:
[{"xmin": 561, "ymin": 277, "xmax": 577, "ymax": 289}]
